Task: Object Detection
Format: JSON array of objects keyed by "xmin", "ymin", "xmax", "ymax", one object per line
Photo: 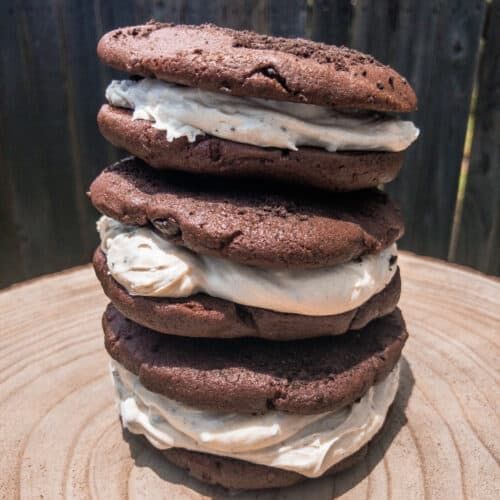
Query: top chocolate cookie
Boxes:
[{"xmin": 98, "ymin": 21, "xmax": 416, "ymax": 112}]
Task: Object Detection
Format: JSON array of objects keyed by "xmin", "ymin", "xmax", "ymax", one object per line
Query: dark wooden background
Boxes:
[{"xmin": 1, "ymin": 0, "xmax": 499, "ymax": 288}]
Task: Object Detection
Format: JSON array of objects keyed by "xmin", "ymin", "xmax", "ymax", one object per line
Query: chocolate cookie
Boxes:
[
  {"xmin": 103, "ymin": 305, "xmax": 407, "ymax": 414},
  {"xmin": 160, "ymin": 443, "xmax": 367, "ymax": 490},
  {"xmin": 94, "ymin": 247, "xmax": 401, "ymax": 340},
  {"xmin": 89, "ymin": 157, "xmax": 404, "ymax": 269},
  {"xmin": 97, "ymin": 22, "xmax": 416, "ymax": 112},
  {"xmin": 98, "ymin": 105, "xmax": 404, "ymax": 192}
]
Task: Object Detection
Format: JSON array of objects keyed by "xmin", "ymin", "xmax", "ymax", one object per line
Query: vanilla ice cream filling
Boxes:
[
  {"xmin": 106, "ymin": 79, "xmax": 419, "ymax": 152},
  {"xmin": 111, "ymin": 360, "xmax": 400, "ymax": 477},
  {"xmin": 98, "ymin": 216, "xmax": 398, "ymax": 316}
]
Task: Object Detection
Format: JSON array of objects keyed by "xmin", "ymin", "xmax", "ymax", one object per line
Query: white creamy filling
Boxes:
[
  {"xmin": 98, "ymin": 216, "xmax": 398, "ymax": 316},
  {"xmin": 111, "ymin": 360, "xmax": 400, "ymax": 477},
  {"xmin": 106, "ymin": 79, "xmax": 419, "ymax": 152}
]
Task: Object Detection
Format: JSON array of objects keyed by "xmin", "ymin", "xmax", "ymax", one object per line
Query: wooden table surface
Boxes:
[{"xmin": 0, "ymin": 253, "xmax": 498, "ymax": 499}]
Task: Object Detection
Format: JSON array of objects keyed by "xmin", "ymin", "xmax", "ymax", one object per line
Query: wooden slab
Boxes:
[{"xmin": 0, "ymin": 253, "xmax": 498, "ymax": 499}]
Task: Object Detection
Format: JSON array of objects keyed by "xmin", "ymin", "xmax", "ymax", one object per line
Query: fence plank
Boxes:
[
  {"xmin": 310, "ymin": 0, "xmax": 353, "ymax": 45},
  {"xmin": 54, "ymin": 1, "xmax": 112, "ymax": 265},
  {"xmin": 215, "ymin": 0, "xmax": 268, "ymax": 32},
  {"xmin": 0, "ymin": 2, "xmax": 26, "ymax": 286},
  {"xmin": 351, "ymin": 0, "xmax": 487, "ymax": 261},
  {"xmin": 0, "ymin": 0, "xmax": 89, "ymax": 282},
  {"xmin": 1, "ymin": 0, "xmax": 497, "ymax": 286},
  {"xmin": 268, "ymin": 0, "xmax": 308, "ymax": 37},
  {"xmin": 0, "ymin": 173, "xmax": 23, "ymax": 286},
  {"xmin": 149, "ymin": 1, "xmax": 184, "ymax": 23},
  {"xmin": 350, "ymin": 0, "xmax": 398, "ymax": 62},
  {"xmin": 455, "ymin": 0, "xmax": 500, "ymax": 275},
  {"xmin": 177, "ymin": 0, "xmax": 220, "ymax": 24},
  {"xmin": 0, "ymin": 125, "xmax": 25, "ymax": 286}
]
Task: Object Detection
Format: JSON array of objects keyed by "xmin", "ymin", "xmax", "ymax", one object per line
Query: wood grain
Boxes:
[{"xmin": 0, "ymin": 253, "xmax": 498, "ymax": 499}]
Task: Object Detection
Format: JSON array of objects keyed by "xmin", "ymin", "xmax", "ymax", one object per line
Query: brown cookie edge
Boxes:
[
  {"xmin": 98, "ymin": 105, "xmax": 404, "ymax": 192},
  {"xmin": 93, "ymin": 247, "xmax": 401, "ymax": 340}
]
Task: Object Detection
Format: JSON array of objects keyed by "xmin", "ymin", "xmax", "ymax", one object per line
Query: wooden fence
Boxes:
[{"xmin": 0, "ymin": 0, "xmax": 498, "ymax": 288}]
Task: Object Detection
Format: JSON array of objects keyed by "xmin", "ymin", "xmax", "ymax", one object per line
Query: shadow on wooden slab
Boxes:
[{"xmin": 121, "ymin": 357, "xmax": 415, "ymax": 499}]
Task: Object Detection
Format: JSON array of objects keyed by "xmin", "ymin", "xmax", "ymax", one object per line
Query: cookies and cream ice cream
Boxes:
[
  {"xmin": 111, "ymin": 360, "xmax": 400, "ymax": 478},
  {"xmin": 98, "ymin": 216, "xmax": 398, "ymax": 316},
  {"xmin": 106, "ymin": 79, "xmax": 419, "ymax": 152}
]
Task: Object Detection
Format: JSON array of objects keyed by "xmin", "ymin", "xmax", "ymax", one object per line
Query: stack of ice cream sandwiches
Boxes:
[{"xmin": 90, "ymin": 21, "xmax": 419, "ymax": 490}]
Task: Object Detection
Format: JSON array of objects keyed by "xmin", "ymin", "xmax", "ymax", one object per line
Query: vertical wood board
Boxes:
[{"xmin": 455, "ymin": 0, "xmax": 500, "ymax": 275}]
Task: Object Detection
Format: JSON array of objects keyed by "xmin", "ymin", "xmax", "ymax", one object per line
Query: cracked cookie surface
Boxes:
[
  {"xmin": 103, "ymin": 304, "xmax": 407, "ymax": 414},
  {"xmin": 89, "ymin": 157, "xmax": 404, "ymax": 269},
  {"xmin": 97, "ymin": 21, "xmax": 417, "ymax": 112}
]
